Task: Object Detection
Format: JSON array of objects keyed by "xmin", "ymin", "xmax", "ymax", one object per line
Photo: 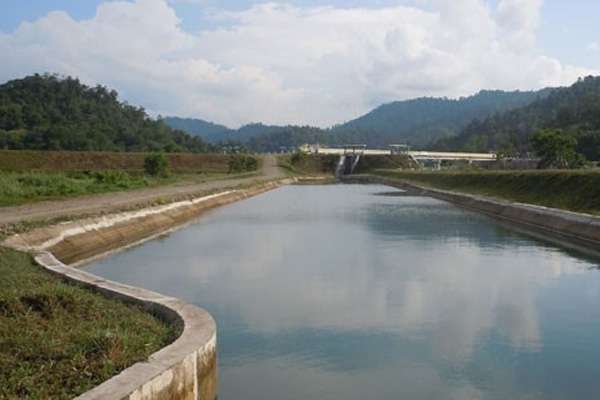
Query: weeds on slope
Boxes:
[
  {"xmin": 375, "ymin": 169, "xmax": 600, "ymax": 215},
  {"xmin": 0, "ymin": 170, "xmax": 179, "ymax": 207},
  {"xmin": 0, "ymin": 247, "xmax": 178, "ymax": 399}
]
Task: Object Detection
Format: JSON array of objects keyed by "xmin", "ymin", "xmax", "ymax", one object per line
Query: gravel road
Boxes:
[{"xmin": 0, "ymin": 155, "xmax": 285, "ymax": 226}]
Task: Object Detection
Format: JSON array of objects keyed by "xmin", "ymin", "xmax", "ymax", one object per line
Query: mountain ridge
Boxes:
[{"xmin": 164, "ymin": 88, "xmax": 553, "ymax": 150}]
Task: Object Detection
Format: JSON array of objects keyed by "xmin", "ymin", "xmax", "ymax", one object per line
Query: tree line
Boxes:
[
  {"xmin": 434, "ymin": 76, "xmax": 600, "ymax": 162},
  {"xmin": 0, "ymin": 74, "xmax": 212, "ymax": 153}
]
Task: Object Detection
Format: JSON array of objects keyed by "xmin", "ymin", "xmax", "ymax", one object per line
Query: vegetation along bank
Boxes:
[
  {"xmin": 0, "ymin": 247, "xmax": 177, "ymax": 399},
  {"xmin": 0, "ymin": 150, "xmax": 259, "ymax": 207},
  {"xmin": 372, "ymin": 169, "xmax": 600, "ymax": 215}
]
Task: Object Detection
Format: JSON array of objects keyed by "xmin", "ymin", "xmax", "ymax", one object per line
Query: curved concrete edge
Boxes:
[
  {"xmin": 348, "ymin": 175, "xmax": 600, "ymax": 247},
  {"xmin": 2, "ymin": 177, "xmax": 296, "ymax": 400},
  {"xmin": 34, "ymin": 251, "xmax": 217, "ymax": 400}
]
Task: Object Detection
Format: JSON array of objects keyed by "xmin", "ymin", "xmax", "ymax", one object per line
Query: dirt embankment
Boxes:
[
  {"xmin": 0, "ymin": 155, "xmax": 284, "ymax": 226},
  {"xmin": 0, "ymin": 150, "xmax": 235, "ymax": 173}
]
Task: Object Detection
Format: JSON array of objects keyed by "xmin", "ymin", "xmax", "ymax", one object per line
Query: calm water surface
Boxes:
[{"xmin": 85, "ymin": 184, "xmax": 600, "ymax": 400}]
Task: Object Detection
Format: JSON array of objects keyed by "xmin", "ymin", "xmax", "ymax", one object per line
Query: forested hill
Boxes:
[
  {"xmin": 164, "ymin": 89, "xmax": 552, "ymax": 151},
  {"xmin": 434, "ymin": 76, "xmax": 600, "ymax": 159},
  {"xmin": 162, "ymin": 118, "xmax": 286, "ymax": 144},
  {"xmin": 331, "ymin": 89, "xmax": 552, "ymax": 147},
  {"xmin": 0, "ymin": 74, "xmax": 211, "ymax": 152},
  {"xmin": 161, "ymin": 116, "xmax": 232, "ymax": 142}
]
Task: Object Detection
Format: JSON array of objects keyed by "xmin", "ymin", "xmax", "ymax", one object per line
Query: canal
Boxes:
[{"xmin": 85, "ymin": 184, "xmax": 600, "ymax": 400}]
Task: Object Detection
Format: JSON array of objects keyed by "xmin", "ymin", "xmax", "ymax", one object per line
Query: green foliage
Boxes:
[
  {"xmin": 144, "ymin": 153, "xmax": 170, "ymax": 177},
  {"xmin": 0, "ymin": 247, "xmax": 176, "ymax": 398},
  {"xmin": 0, "ymin": 74, "xmax": 211, "ymax": 152},
  {"xmin": 436, "ymin": 76, "xmax": 600, "ymax": 157},
  {"xmin": 162, "ymin": 116, "xmax": 232, "ymax": 142},
  {"xmin": 531, "ymin": 129, "xmax": 584, "ymax": 169},
  {"xmin": 576, "ymin": 131, "xmax": 600, "ymax": 161},
  {"xmin": 290, "ymin": 151, "xmax": 308, "ymax": 164},
  {"xmin": 0, "ymin": 171, "xmax": 172, "ymax": 206},
  {"xmin": 331, "ymin": 89, "xmax": 551, "ymax": 147},
  {"xmin": 228, "ymin": 154, "xmax": 259, "ymax": 173},
  {"xmin": 375, "ymin": 170, "xmax": 600, "ymax": 214},
  {"xmin": 166, "ymin": 90, "xmax": 548, "ymax": 151},
  {"xmin": 351, "ymin": 155, "xmax": 415, "ymax": 174},
  {"xmin": 283, "ymin": 153, "xmax": 339, "ymax": 175},
  {"xmin": 247, "ymin": 125, "xmax": 329, "ymax": 153}
]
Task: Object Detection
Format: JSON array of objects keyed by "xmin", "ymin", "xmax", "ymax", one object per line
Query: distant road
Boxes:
[{"xmin": 0, "ymin": 155, "xmax": 284, "ymax": 226}]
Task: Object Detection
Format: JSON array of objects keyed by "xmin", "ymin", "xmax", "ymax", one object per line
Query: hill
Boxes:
[
  {"xmin": 331, "ymin": 89, "xmax": 552, "ymax": 147},
  {"xmin": 434, "ymin": 76, "xmax": 600, "ymax": 160},
  {"xmin": 0, "ymin": 74, "xmax": 211, "ymax": 152},
  {"xmin": 165, "ymin": 89, "xmax": 551, "ymax": 151},
  {"xmin": 161, "ymin": 116, "xmax": 231, "ymax": 142},
  {"xmin": 162, "ymin": 118, "xmax": 286, "ymax": 145}
]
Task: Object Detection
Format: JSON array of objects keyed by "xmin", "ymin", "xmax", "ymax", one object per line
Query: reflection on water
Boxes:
[{"xmin": 85, "ymin": 184, "xmax": 600, "ymax": 400}]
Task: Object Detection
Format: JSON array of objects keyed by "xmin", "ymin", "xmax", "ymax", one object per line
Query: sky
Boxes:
[{"xmin": 1, "ymin": 0, "xmax": 599, "ymax": 128}]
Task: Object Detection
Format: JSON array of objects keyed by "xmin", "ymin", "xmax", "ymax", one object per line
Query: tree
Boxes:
[{"xmin": 530, "ymin": 129, "xmax": 584, "ymax": 169}]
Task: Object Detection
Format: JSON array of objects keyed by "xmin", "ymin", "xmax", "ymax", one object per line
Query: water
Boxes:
[{"xmin": 85, "ymin": 184, "xmax": 600, "ymax": 400}]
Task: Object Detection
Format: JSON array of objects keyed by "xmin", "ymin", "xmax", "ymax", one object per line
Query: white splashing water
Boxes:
[{"xmin": 336, "ymin": 155, "xmax": 347, "ymax": 177}]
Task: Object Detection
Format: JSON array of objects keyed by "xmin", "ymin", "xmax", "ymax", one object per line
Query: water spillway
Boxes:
[
  {"xmin": 336, "ymin": 154, "xmax": 361, "ymax": 177},
  {"xmin": 85, "ymin": 184, "xmax": 600, "ymax": 400},
  {"xmin": 335, "ymin": 155, "xmax": 347, "ymax": 177}
]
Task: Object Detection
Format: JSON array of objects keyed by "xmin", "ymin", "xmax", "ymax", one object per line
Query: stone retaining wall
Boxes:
[
  {"xmin": 346, "ymin": 175, "xmax": 600, "ymax": 247},
  {"xmin": 3, "ymin": 178, "xmax": 295, "ymax": 400}
]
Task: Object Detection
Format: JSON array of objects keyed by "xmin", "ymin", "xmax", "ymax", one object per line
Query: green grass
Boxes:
[
  {"xmin": 0, "ymin": 170, "xmax": 178, "ymax": 207},
  {"xmin": 0, "ymin": 247, "xmax": 177, "ymax": 399},
  {"xmin": 373, "ymin": 169, "xmax": 600, "ymax": 214},
  {"xmin": 278, "ymin": 154, "xmax": 339, "ymax": 176},
  {"xmin": 0, "ymin": 168, "xmax": 265, "ymax": 208}
]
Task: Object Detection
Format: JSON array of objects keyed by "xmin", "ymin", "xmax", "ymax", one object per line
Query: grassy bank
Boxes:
[
  {"xmin": 0, "ymin": 150, "xmax": 235, "ymax": 173},
  {"xmin": 373, "ymin": 169, "xmax": 600, "ymax": 214},
  {"xmin": 0, "ymin": 170, "xmax": 179, "ymax": 207},
  {"xmin": 278, "ymin": 153, "xmax": 339, "ymax": 176},
  {"xmin": 0, "ymin": 153, "xmax": 261, "ymax": 206},
  {"xmin": 0, "ymin": 247, "xmax": 177, "ymax": 399}
]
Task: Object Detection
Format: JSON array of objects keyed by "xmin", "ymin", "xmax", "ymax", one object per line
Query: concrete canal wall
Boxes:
[
  {"xmin": 3, "ymin": 178, "xmax": 295, "ymax": 400},
  {"xmin": 346, "ymin": 175, "xmax": 600, "ymax": 248}
]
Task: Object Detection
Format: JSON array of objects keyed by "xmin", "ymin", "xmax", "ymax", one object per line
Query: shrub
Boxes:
[
  {"xmin": 290, "ymin": 151, "xmax": 307, "ymax": 164},
  {"xmin": 144, "ymin": 153, "xmax": 170, "ymax": 177},
  {"xmin": 92, "ymin": 170, "xmax": 130, "ymax": 185},
  {"xmin": 228, "ymin": 155, "xmax": 259, "ymax": 173}
]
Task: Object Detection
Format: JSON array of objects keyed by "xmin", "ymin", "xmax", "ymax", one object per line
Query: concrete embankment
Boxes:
[
  {"xmin": 346, "ymin": 175, "xmax": 600, "ymax": 248},
  {"xmin": 3, "ymin": 177, "xmax": 295, "ymax": 400}
]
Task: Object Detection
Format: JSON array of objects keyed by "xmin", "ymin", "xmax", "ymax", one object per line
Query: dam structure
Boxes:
[
  {"xmin": 334, "ymin": 145, "xmax": 364, "ymax": 176},
  {"xmin": 301, "ymin": 143, "xmax": 497, "ymax": 170}
]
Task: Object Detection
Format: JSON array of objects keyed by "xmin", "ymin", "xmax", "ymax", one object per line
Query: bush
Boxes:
[
  {"xmin": 144, "ymin": 153, "xmax": 169, "ymax": 177},
  {"xmin": 228, "ymin": 155, "xmax": 259, "ymax": 173},
  {"xmin": 290, "ymin": 151, "xmax": 307, "ymax": 164}
]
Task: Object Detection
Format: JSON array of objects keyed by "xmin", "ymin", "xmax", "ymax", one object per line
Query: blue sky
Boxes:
[{"xmin": 1, "ymin": 1, "xmax": 599, "ymax": 126}]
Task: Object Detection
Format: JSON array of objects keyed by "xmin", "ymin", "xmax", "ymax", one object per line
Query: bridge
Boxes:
[{"xmin": 300, "ymin": 144, "xmax": 496, "ymax": 165}]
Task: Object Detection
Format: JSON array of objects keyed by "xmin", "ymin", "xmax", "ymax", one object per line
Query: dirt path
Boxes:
[{"xmin": 0, "ymin": 155, "xmax": 285, "ymax": 226}]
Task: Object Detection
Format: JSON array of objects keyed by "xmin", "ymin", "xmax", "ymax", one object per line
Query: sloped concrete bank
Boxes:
[
  {"xmin": 346, "ymin": 175, "xmax": 600, "ymax": 248},
  {"xmin": 3, "ymin": 178, "xmax": 295, "ymax": 400}
]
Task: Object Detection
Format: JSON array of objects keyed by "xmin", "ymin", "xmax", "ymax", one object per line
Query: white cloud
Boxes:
[
  {"xmin": 588, "ymin": 42, "xmax": 600, "ymax": 52},
  {"xmin": 0, "ymin": 0, "xmax": 597, "ymax": 127}
]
